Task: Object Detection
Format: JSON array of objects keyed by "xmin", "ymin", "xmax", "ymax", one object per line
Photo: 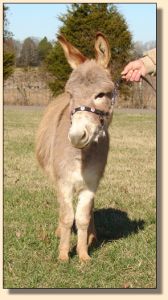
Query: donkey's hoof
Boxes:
[
  {"xmin": 58, "ymin": 252, "xmax": 69, "ymax": 262},
  {"xmin": 79, "ymin": 253, "xmax": 91, "ymax": 263}
]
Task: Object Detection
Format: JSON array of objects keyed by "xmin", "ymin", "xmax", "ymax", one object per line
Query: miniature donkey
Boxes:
[{"xmin": 36, "ymin": 32, "xmax": 115, "ymax": 262}]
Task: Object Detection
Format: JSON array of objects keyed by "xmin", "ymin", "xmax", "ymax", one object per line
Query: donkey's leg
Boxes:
[
  {"xmin": 76, "ymin": 190, "xmax": 94, "ymax": 262},
  {"xmin": 57, "ymin": 183, "xmax": 74, "ymax": 261}
]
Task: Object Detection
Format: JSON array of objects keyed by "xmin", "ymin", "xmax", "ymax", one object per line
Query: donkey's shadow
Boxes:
[
  {"xmin": 71, "ymin": 207, "xmax": 144, "ymax": 257},
  {"xmin": 94, "ymin": 207, "xmax": 144, "ymax": 241}
]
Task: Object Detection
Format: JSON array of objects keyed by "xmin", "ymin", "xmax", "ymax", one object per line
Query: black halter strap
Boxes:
[
  {"xmin": 71, "ymin": 105, "xmax": 109, "ymax": 126},
  {"xmin": 70, "ymin": 82, "xmax": 120, "ymax": 126},
  {"xmin": 71, "ymin": 106, "xmax": 109, "ymax": 117}
]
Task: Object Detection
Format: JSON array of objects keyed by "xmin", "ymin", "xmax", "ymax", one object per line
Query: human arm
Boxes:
[{"xmin": 121, "ymin": 48, "xmax": 156, "ymax": 82}]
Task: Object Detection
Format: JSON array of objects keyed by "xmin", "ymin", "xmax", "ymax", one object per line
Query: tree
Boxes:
[
  {"xmin": 45, "ymin": 3, "xmax": 133, "ymax": 96},
  {"xmin": 3, "ymin": 5, "xmax": 15, "ymax": 80},
  {"xmin": 3, "ymin": 52, "xmax": 15, "ymax": 80},
  {"xmin": 133, "ymin": 41, "xmax": 144, "ymax": 58},
  {"xmin": 3, "ymin": 5, "xmax": 13, "ymax": 40},
  {"xmin": 18, "ymin": 37, "xmax": 39, "ymax": 67},
  {"xmin": 37, "ymin": 37, "xmax": 52, "ymax": 63},
  {"xmin": 13, "ymin": 39, "xmax": 22, "ymax": 65},
  {"xmin": 143, "ymin": 40, "xmax": 156, "ymax": 51}
]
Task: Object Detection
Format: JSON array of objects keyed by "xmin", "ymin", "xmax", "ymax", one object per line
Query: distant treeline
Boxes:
[
  {"xmin": 7, "ymin": 36, "xmax": 53, "ymax": 68},
  {"xmin": 5, "ymin": 36, "xmax": 156, "ymax": 69},
  {"xmin": 4, "ymin": 3, "xmax": 156, "ymax": 108}
]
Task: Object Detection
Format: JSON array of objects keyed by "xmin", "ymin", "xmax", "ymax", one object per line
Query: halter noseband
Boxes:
[
  {"xmin": 70, "ymin": 86, "xmax": 118, "ymax": 126},
  {"xmin": 71, "ymin": 105, "xmax": 109, "ymax": 126}
]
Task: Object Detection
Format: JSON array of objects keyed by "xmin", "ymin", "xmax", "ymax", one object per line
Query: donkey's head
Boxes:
[{"xmin": 58, "ymin": 33, "xmax": 115, "ymax": 149}]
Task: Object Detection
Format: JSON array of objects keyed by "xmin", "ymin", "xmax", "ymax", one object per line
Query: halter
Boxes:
[
  {"xmin": 70, "ymin": 74, "xmax": 156, "ymax": 126},
  {"xmin": 71, "ymin": 105, "xmax": 109, "ymax": 126},
  {"xmin": 70, "ymin": 88, "xmax": 117, "ymax": 126}
]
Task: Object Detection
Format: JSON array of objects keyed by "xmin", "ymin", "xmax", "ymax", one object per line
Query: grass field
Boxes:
[{"xmin": 3, "ymin": 106, "xmax": 156, "ymax": 289}]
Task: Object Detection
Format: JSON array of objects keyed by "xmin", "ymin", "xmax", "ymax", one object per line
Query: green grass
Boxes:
[{"xmin": 3, "ymin": 106, "xmax": 156, "ymax": 289}]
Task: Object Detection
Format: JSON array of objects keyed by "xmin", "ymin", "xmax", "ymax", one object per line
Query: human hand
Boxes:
[{"xmin": 121, "ymin": 59, "xmax": 147, "ymax": 82}]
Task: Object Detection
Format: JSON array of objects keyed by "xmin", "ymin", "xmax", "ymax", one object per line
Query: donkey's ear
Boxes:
[
  {"xmin": 57, "ymin": 35, "xmax": 87, "ymax": 69},
  {"xmin": 95, "ymin": 32, "xmax": 111, "ymax": 68}
]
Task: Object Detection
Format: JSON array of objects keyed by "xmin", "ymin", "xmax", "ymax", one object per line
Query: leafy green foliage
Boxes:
[
  {"xmin": 45, "ymin": 4, "xmax": 134, "ymax": 96},
  {"xmin": 46, "ymin": 43, "xmax": 71, "ymax": 95},
  {"xmin": 37, "ymin": 37, "xmax": 52, "ymax": 63},
  {"xmin": 3, "ymin": 5, "xmax": 15, "ymax": 80},
  {"xmin": 3, "ymin": 52, "xmax": 15, "ymax": 80}
]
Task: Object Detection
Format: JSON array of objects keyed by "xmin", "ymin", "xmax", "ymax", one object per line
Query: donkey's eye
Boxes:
[{"xmin": 95, "ymin": 92, "xmax": 105, "ymax": 99}]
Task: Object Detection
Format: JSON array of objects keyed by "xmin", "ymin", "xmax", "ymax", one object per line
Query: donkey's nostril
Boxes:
[
  {"xmin": 68, "ymin": 128, "xmax": 89, "ymax": 148},
  {"xmin": 81, "ymin": 130, "xmax": 87, "ymax": 141}
]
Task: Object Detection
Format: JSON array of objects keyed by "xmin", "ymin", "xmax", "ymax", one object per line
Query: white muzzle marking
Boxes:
[{"xmin": 68, "ymin": 114, "xmax": 98, "ymax": 148}]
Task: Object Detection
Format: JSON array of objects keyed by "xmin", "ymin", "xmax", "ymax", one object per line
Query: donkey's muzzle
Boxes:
[{"xmin": 68, "ymin": 127, "xmax": 89, "ymax": 149}]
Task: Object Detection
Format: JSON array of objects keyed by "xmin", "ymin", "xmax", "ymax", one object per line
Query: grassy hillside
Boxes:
[{"xmin": 4, "ymin": 106, "xmax": 156, "ymax": 289}]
